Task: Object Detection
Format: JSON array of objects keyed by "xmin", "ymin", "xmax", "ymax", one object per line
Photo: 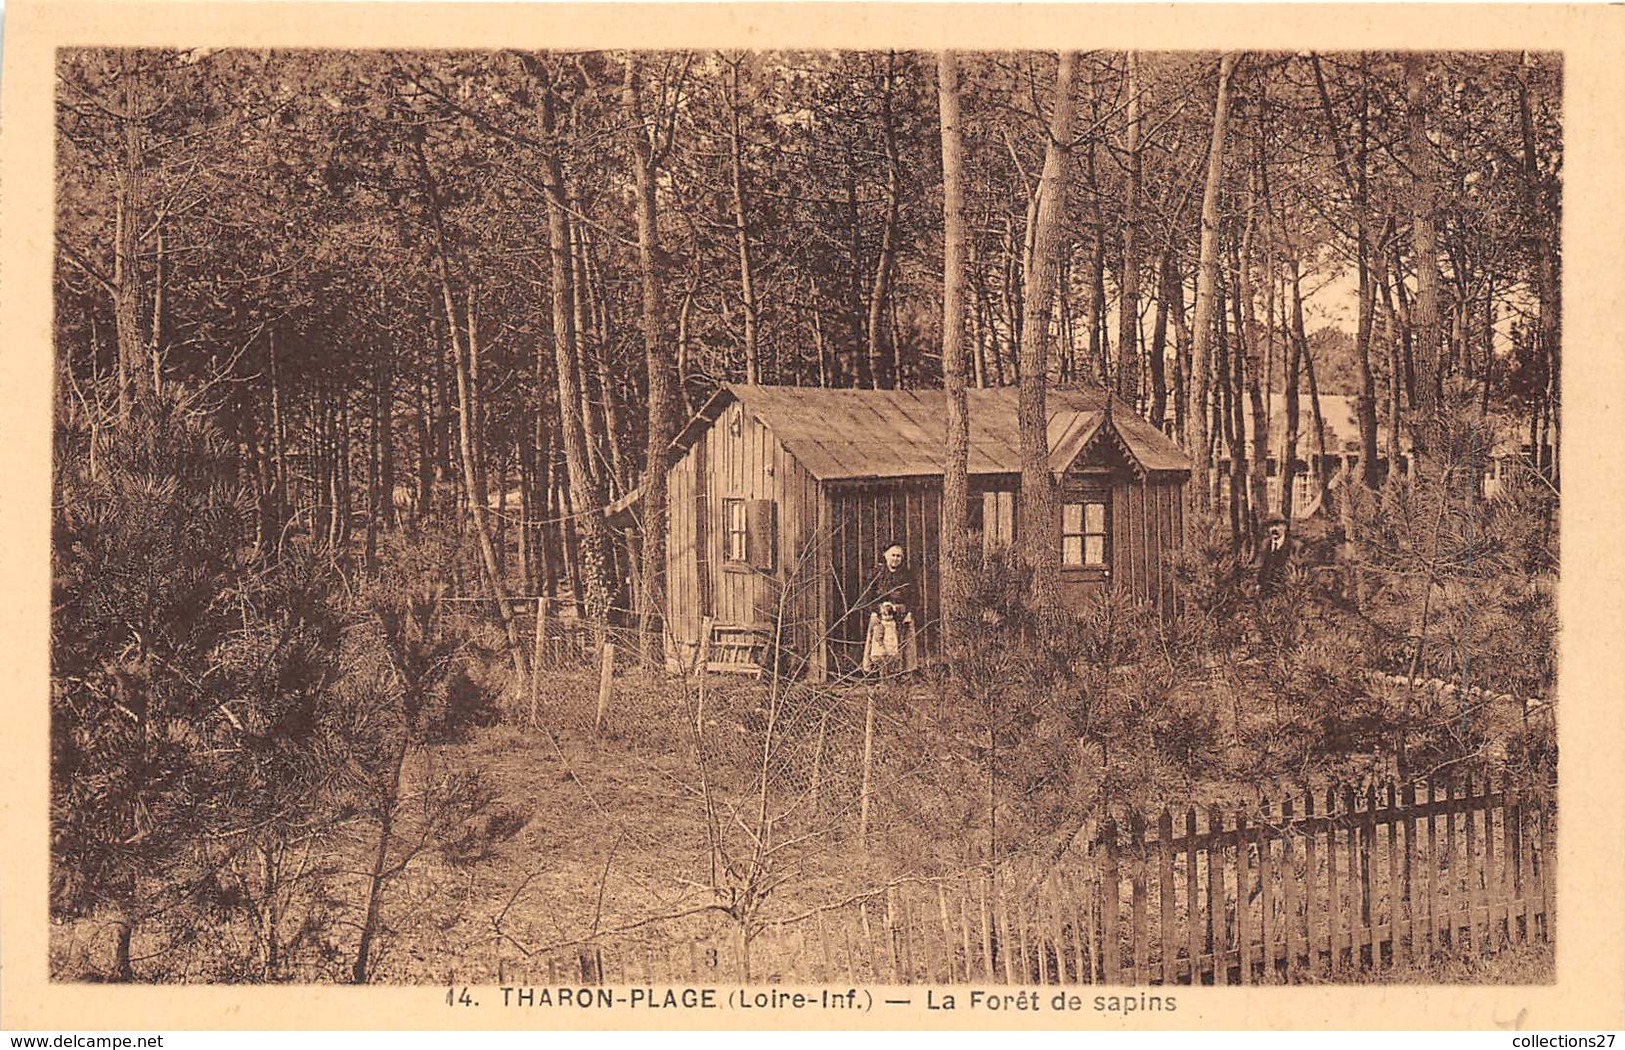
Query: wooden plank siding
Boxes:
[{"xmin": 664, "ymin": 400, "xmax": 823, "ymax": 671}]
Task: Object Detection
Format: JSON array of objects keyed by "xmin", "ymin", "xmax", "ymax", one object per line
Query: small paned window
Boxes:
[
  {"xmin": 1061, "ymin": 500, "xmax": 1108, "ymax": 568},
  {"xmin": 722, "ymin": 498, "xmax": 776, "ymax": 570},
  {"xmin": 723, "ymin": 498, "xmax": 748, "ymax": 563}
]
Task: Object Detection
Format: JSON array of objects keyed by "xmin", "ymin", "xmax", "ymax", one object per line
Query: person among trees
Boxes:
[
  {"xmin": 1256, "ymin": 511, "xmax": 1298, "ymax": 597},
  {"xmin": 861, "ymin": 541, "xmax": 919, "ymax": 674}
]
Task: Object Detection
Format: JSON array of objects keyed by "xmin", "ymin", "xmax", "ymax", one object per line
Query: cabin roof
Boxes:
[{"xmin": 673, "ymin": 384, "xmax": 1191, "ymax": 481}]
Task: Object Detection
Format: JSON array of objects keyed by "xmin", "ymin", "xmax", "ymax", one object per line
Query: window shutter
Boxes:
[{"xmin": 746, "ymin": 499, "xmax": 777, "ymax": 571}]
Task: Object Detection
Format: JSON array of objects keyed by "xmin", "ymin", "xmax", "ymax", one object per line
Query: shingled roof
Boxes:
[{"xmin": 674, "ymin": 384, "xmax": 1191, "ymax": 481}]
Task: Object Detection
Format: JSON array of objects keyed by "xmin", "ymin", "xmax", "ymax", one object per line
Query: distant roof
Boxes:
[{"xmin": 673, "ymin": 384, "xmax": 1191, "ymax": 481}]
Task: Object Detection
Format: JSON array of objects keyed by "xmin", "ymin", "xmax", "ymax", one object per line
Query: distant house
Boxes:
[
  {"xmin": 660, "ymin": 384, "xmax": 1191, "ymax": 679},
  {"xmin": 1212, "ymin": 394, "xmax": 1548, "ymax": 517}
]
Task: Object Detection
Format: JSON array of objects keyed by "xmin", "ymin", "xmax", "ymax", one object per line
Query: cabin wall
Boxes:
[
  {"xmin": 1109, "ymin": 475, "xmax": 1183, "ymax": 611},
  {"xmin": 961, "ymin": 471, "xmax": 1186, "ymax": 616},
  {"xmin": 826, "ymin": 480, "xmax": 943, "ymax": 676},
  {"xmin": 665, "ymin": 400, "xmax": 823, "ymax": 670}
]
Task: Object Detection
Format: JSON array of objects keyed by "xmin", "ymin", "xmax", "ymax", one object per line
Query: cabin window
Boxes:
[
  {"xmin": 723, "ymin": 497, "xmax": 776, "ymax": 571},
  {"xmin": 1061, "ymin": 500, "xmax": 1108, "ymax": 568},
  {"xmin": 723, "ymin": 499, "xmax": 748, "ymax": 563}
]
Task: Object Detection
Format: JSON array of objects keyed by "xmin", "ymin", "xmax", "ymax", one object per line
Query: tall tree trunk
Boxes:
[
  {"xmin": 1375, "ymin": 258, "xmax": 1405, "ymax": 483},
  {"xmin": 1302, "ymin": 327, "xmax": 1330, "ymax": 507},
  {"xmin": 867, "ymin": 51, "xmax": 903, "ymax": 390},
  {"xmin": 268, "ymin": 329, "xmax": 289, "ymax": 544},
  {"xmin": 538, "ymin": 93, "xmax": 613, "ymax": 642},
  {"xmin": 1242, "ymin": 265, "xmax": 1269, "ymax": 525},
  {"xmin": 1404, "ymin": 53, "xmax": 1443, "ymax": 421},
  {"xmin": 844, "ymin": 158, "xmax": 872, "ymax": 388},
  {"xmin": 581, "ymin": 226, "xmax": 630, "ymax": 490},
  {"xmin": 1017, "ymin": 52, "xmax": 1078, "ymax": 612},
  {"xmin": 1168, "ymin": 251, "xmax": 1191, "ymax": 442},
  {"xmin": 465, "ymin": 285, "xmax": 490, "ymax": 513},
  {"xmin": 413, "ymin": 142, "xmax": 530, "ymax": 684},
  {"xmin": 1148, "ymin": 244, "xmax": 1171, "ymax": 430},
  {"xmin": 1085, "ymin": 142, "xmax": 1108, "ymax": 385},
  {"xmin": 1310, "ymin": 52, "xmax": 1382, "ymax": 490},
  {"xmin": 1225, "ymin": 238, "xmax": 1253, "ymax": 544},
  {"xmin": 969, "ymin": 241, "xmax": 992, "ymax": 389},
  {"xmin": 1518, "ymin": 57, "xmax": 1560, "ymax": 485},
  {"xmin": 570, "ymin": 211, "xmax": 609, "ymax": 494},
  {"xmin": 352, "ymin": 737, "xmax": 407, "ymax": 984},
  {"xmin": 415, "ymin": 368, "xmax": 434, "ymax": 523},
  {"xmin": 149, "ymin": 227, "xmax": 166, "ymax": 400},
  {"xmin": 726, "ymin": 56, "xmax": 760, "ymax": 384},
  {"xmin": 1116, "ymin": 51, "xmax": 1143, "ymax": 401},
  {"xmin": 1216, "ymin": 266, "xmax": 1240, "ymax": 546},
  {"xmin": 1186, "ymin": 52, "xmax": 1239, "ymax": 510},
  {"xmin": 625, "ymin": 57, "xmax": 679, "ymax": 668},
  {"xmin": 1283, "ymin": 256, "xmax": 1307, "ymax": 529},
  {"xmin": 517, "ymin": 427, "xmax": 534, "ymax": 595},
  {"xmin": 111, "ymin": 50, "xmax": 146, "ymax": 420},
  {"xmin": 938, "ymin": 50, "xmax": 973, "ymax": 649},
  {"xmin": 375, "ymin": 287, "xmax": 396, "ymax": 529}
]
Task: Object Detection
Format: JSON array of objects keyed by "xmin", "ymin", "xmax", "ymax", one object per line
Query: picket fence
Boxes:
[{"xmin": 528, "ymin": 776, "xmax": 1553, "ymax": 985}]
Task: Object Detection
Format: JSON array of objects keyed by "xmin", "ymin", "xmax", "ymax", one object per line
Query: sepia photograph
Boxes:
[{"xmin": 44, "ymin": 40, "xmax": 1563, "ymax": 989}]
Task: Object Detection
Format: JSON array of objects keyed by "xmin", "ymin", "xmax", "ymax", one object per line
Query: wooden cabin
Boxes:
[{"xmin": 662, "ymin": 384, "xmax": 1191, "ymax": 680}]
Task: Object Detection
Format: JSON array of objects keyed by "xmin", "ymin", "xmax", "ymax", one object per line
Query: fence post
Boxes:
[
  {"xmin": 1046, "ymin": 872, "xmax": 1068, "ymax": 984},
  {"xmin": 694, "ymin": 617, "xmax": 713, "ymax": 732},
  {"xmin": 1326, "ymin": 787, "xmax": 1342, "ymax": 976},
  {"xmin": 1014, "ymin": 880, "xmax": 1032, "ymax": 982},
  {"xmin": 1302, "ymin": 790, "xmax": 1318, "ymax": 975},
  {"xmin": 1158, "ymin": 808, "xmax": 1175, "ymax": 984},
  {"xmin": 1539, "ymin": 791, "xmax": 1555, "ymax": 940},
  {"xmin": 1185, "ymin": 807, "xmax": 1202, "ymax": 984},
  {"xmin": 979, "ymin": 875, "xmax": 994, "ymax": 979},
  {"xmin": 594, "ymin": 641, "xmax": 616, "ymax": 735},
  {"xmin": 1129, "ymin": 808, "xmax": 1148, "ymax": 983},
  {"xmin": 1206, "ymin": 805, "xmax": 1225, "ymax": 984},
  {"xmin": 1102, "ymin": 816, "xmax": 1121, "ymax": 982},
  {"xmin": 938, "ymin": 883, "xmax": 957, "ymax": 983},
  {"xmin": 1259, "ymin": 798, "xmax": 1275, "ymax": 981},
  {"xmin": 1281, "ymin": 797, "xmax": 1299, "ymax": 978},
  {"xmin": 858, "ymin": 687, "xmax": 876, "ymax": 853},
  {"xmin": 1344, "ymin": 784, "xmax": 1362, "ymax": 969},
  {"xmin": 1466, "ymin": 776, "xmax": 1482, "ymax": 954},
  {"xmin": 957, "ymin": 886, "xmax": 974, "ymax": 982},
  {"xmin": 1385, "ymin": 783, "xmax": 1400, "ymax": 968},
  {"xmin": 1496, "ymin": 776, "xmax": 1513, "ymax": 948},
  {"xmin": 859, "ymin": 901, "xmax": 877, "ymax": 980},
  {"xmin": 528, "ymin": 596, "xmax": 547, "ymax": 728},
  {"xmin": 1445, "ymin": 777, "xmax": 1460, "ymax": 950},
  {"xmin": 995, "ymin": 872, "xmax": 1015, "ymax": 984},
  {"xmin": 1401, "ymin": 781, "xmax": 1416, "ymax": 965},
  {"xmin": 1426, "ymin": 776, "xmax": 1440, "ymax": 958},
  {"xmin": 884, "ymin": 886, "xmax": 901, "ymax": 982},
  {"xmin": 1508, "ymin": 786, "xmax": 1521, "ymax": 942},
  {"xmin": 1235, "ymin": 808, "xmax": 1251, "ymax": 984},
  {"xmin": 1486, "ymin": 776, "xmax": 1504, "ymax": 948},
  {"xmin": 816, "ymin": 908, "xmax": 832, "ymax": 982}
]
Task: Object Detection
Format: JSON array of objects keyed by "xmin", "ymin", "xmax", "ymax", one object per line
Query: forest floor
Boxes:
[
  {"xmin": 361, "ymin": 665, "xmax": 1553, "ymax": 986},
  {"xmin": 49, "ymin": 663, "xmax": 1552, "ymax": 985}
]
